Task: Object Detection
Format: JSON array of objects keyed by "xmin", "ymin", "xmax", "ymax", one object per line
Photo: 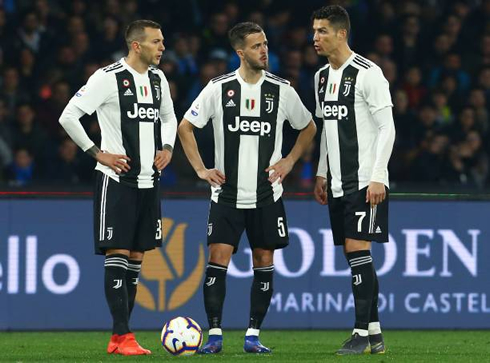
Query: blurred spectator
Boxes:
[
  {"xmin": 0, "ymin": 67, "xmax": 30, "ymax": 118},
  {"xmin": 48, "ymin": 138, "xmax": 83, "ymax": 185},
  {"xmin": 431, "ymin": 89, "xmax": 453, "ymax": 127},
  {"xmin": 11, "ymin": 103, "xmax": 49, "ymax": 168},
  {"xmin": 402, "ymin": 66, "xmax": 427, "ymax": 110},
  {"xmin": 36, "ymin": 80, "xmax": 71, "ymax": 138},
  {"xmin": 5, "ymin": 148, "xmax": 37, "ymax": 187}
]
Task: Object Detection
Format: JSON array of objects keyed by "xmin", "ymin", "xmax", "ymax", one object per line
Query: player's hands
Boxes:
[
  {"xmin": 197, "ymin": 168, "xmax": 225, "ymax": 188},
  {"xmin": 366, "ymin": 181, "xmax": 386, "ymax": 206},
  {"xmin": 96, "ymin": 151, "xmax": 131, "ymax": 174},
  {"xmin": 154, "ymin": 149, "xmax": 172, "ymax": 171},
  {"xmin": 314, "ymin": 176, "xmax": 328, "ymax": 205},
  {"xmin": 266, "ymin": 156, "xmax": 294, "ymax": 184}
]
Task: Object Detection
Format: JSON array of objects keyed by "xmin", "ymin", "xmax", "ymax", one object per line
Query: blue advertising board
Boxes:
[{"xmin": 0, "ymin": 199, "xmax": 488, "ymax": 330}]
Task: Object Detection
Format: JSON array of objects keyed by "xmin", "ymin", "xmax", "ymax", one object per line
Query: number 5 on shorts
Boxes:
[
  {"xmin": 277, "ymin": 217, "xmax": 286, "ymax": 237},
  {"xmin": 355, "ymin": 211, "xmax": 366, "ymax": 233}
]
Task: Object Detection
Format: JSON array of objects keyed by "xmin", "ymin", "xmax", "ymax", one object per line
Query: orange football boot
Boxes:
[
  {"xmin": 107, "ymin": 334, "xmax": 119, "ymax": 354},
  {"xmin": 116, "ymin": 333, "xmax": 151, "ymax": 355}
]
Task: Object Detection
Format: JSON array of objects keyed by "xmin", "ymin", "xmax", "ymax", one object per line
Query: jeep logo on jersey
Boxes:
[
  {"xmin": 228, "ymin": 116, "xmax": 271, "ymax": 136},
  {"xmin": 127, "ymin": 104, "xmax": 160, "ymax": 122},
  {"xmin": 322, "ymin": 103, "xmax": 348, "ymax": 120}
]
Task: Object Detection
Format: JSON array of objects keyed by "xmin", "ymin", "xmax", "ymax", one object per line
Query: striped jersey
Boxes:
[
  {"xmin": 315, "ymin": 52, "xmax": 393, "ymax": 198},
  {"xmin": 184, "ymin": 69, "xmax": 312, "ymax": 209},
  {"xmin": 69, "ymin": 58, "xmax": 177, "ymax": 189}
]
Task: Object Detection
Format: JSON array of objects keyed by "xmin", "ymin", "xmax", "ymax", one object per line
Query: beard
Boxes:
[{"xmin": 245, "ymin": 55, "xmax": 268, "ymax": 71}]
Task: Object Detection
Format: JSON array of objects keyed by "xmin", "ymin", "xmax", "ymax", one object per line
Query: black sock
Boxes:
[
  {"xmin": 370, "ymin": 269, "xmax": 380, "ymax": 325},
  {"xmin": 249, "ymin": 265, "xmax": 274, "ymax": 330},
  {"xmin": 347, "ymin": 250, "xmax": 375, "ymax": 331},
  {"xmin": 126, "ymin": 259, "xmax": 142, "ymax": 320},
  {"xmin": 104, "ymin": 254, "xmax": 130, "ymax": 335},
  {"xmin": 203, "ymin": 262, "xmax": 227, "ymax": 330}
]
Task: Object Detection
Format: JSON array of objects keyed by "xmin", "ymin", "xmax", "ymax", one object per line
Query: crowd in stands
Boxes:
[{"xmin": 0, "ymin": 0, "xmax": 489, "ymax": 192}]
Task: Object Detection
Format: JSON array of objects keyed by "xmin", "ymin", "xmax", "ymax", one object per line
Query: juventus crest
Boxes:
[
  {"xmin": 342, "ymin": 77, "xmax": 354, "ymax": 97},
  {"xmin": 265, "ymin": 93, "xmax": 275, "ymax": 113}
]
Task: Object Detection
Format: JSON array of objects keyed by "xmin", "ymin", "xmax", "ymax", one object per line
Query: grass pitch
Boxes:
[{"xmin": 1, "ymin": 330, "xmax": 489, "ymax": 362}]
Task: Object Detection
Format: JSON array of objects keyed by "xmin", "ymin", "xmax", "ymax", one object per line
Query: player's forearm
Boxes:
[
  {"xmin": 371, "ymin": 107, "xmax": 395, "ymax": 183},
  {"xmin": 285, "ymin": 120, "xmax": 316, "ymax": 164},
  {"xmin": 316, "ymin": 122, "xmax": 328, "ymax": 178},
  {"xmin": 59, "ymin": 103, "xmax": 95, "ymax": 152},
  {"xmin": 177, "ymin": 119, "xmax": 207, "ymax": 174},
  {"xmin": 161, "ymin": 113, "xmax": 178, "ymax": 150}
]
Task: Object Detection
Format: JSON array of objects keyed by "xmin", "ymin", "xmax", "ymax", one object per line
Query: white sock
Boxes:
[
  {"xmin": 368, "ymin": 322, "xmax": 382, "ymax": 335},
  {"xmin": 245, "ymin": 328, "xmax": 260, "ymax": 337},
  {"xmin": 352, "ymin": 328, "xmax": 368, "ymax": 337},
  {"xmin": 209, "ymin": 328, "xmax": 222, "ymax": 336}
]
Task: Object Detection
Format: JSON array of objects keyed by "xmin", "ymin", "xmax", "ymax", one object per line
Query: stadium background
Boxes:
[{"xmin": 0, "ymin": 0, "xmax": 489, "ymax": 333}]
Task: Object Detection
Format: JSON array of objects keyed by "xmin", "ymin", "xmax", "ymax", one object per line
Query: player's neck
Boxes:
[
  {"xmin": 125, "ymin": 55, "xmax": 149, "ymax": 74},
  {"xmin": 238, "ymin": 66, "xmax": 263, "ymax": 84},
  {"xmin": 328, "ymin": 45, "xmax": 352, "ymax": 70}
]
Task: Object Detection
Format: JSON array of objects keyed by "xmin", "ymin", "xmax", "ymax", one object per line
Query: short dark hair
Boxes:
[
  {"xmin": 228, "ymin": 22, "xmax": 263, "ymax": 50},
  {"xmin": 125, "ymin": 20, "xmax": 161, "ymax": 49},
  {"xmin": 311, "ymin": 5, "xmax": 350, "ymax": 37}
]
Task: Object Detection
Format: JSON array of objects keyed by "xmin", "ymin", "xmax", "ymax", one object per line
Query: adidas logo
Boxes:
[
  {"xmin": 375, "ymin": 226, "xmax": 382, "ymax": 234},
  {"xmin": 225, "ymin": 99, "xmax": 236, "ymax": 107},
  {"xmin": 124, "ymin": 89, "xmax": 134, "ymax": 96},
  {"xmin": 319, "ymin": 86, "xmax": 325, "ymax": 93}
]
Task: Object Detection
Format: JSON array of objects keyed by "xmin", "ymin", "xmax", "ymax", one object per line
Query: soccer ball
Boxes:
[{"xmin": 161, "ymin": 316, "xmax": 203, "ymax": 356}]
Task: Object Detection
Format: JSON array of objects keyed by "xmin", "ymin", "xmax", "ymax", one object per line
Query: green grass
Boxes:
[{"xmin": 1, "ymin": 331, "xmax": 489, "ymax": 362}]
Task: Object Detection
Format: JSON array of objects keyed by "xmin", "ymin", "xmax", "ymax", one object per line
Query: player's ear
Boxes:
[
  {"xmin": 338, "ymin": 29, "xmax": 347, "ymax": 41},
  {"xmin": 131, "ymin": 41, "xmax": 140, "ymax": 53},
  {"xmin": 236, "ymin": 49, "xmax": 244, "ymax": 59}
]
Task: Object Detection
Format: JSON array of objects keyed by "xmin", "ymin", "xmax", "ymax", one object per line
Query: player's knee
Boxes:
[
  {"xmin": 252, "ymin": 249, "xmax": 273, "ymax": 267},
  {"xmin": 344, "ymin": 239, "xmax": 371, "ymax": 254},
  {"xmin": 208, "ymin": 244, "xmax": 233, "ymax": 266}
]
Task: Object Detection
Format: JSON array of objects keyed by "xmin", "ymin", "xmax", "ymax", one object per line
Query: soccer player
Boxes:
[
  {"xmin": 178, "ymin": 22, "xmax": 316, "ymax": 354},
  {"xmin": 59, "ymin": 20, "xmax": 177, "ymax": 355},
  {"xmin": 311, "ymin": 5, "xmax": 395, "ymax": 355}
]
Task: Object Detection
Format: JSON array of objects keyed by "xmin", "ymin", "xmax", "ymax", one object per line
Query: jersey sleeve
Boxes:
[
  {"xmin": 70, "ymin": 69, "xmax": 113, "ymax": 115},
  {"xmin": 314, "ymin": 70, "xmax": 323, "ymax": 118},
  {"xmin": 361, "ymin": 66, "xmax": 393, "ymax": 114},
  {"xmin": 159, "ymin": 72, "xmax": 178, "ymax": 148},
  {"xmin": 183, "ymin": 81, "xmax": 215, "ymax": 128},
  {"xmin": 283, "ymin": 85, "xmax": 312, "ymax": 130}
]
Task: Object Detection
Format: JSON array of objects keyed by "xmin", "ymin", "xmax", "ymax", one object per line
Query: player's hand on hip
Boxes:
[
  {"xmin": 366, "ymin": 181, "xmax": 386, "ymax": 206},
  {"xmin": 197, "ymin": 168, "xmax": 225, "ymax": 188},
  {"xmin": 266, "ymin": 157, "xmax": 294, "ymax": 184},
  {"xmin": 154, "ymin": 149, "xmax": 172, "ymax": 171},
  {"xmin": 96, "ymin": 152, "xmax": 131, "ymax": 174},
  {"xmin": 314, "ymin": 176, "xmax": 328, "ymax": 205}
]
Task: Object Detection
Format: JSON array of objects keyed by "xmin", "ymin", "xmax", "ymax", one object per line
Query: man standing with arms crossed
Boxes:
[
  {"xmin": 179, "ymin": 22, "xmax": 316, "ymax": 354},
  {"xmin": 59, "ymin": 20, "xmax": 177, "ymax": 355},
  {"xmin": 312, "ymin": 5, "xmax": 395, "ymax": 355}
]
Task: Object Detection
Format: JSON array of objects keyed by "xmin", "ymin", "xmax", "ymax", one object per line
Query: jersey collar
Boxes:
[
  {"xmin": 235, "ymin": 69, "xmax": 266, "ymax": 88},
  {"xmin": 120, "ymin": 57, "xmax": 149, "ymax": 77}
]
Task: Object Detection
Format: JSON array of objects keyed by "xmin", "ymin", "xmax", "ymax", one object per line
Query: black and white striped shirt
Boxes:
[
  {"xmin": 185, "ymin": 70, "xmax": 312, "ymax": 209},
  {"xmin": 69, "ymin": 58, "xmax": 177, "ymax": 189},
  {"xmin": 315, "ymin": 52, "xmax": 394, "ymax": 198}
]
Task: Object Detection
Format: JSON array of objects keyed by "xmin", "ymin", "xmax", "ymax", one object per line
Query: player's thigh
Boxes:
[
  {"xmin": 327, "ymin": 192, "xmax": 346, "ymax": 246},
  {"xmin": 343, "ymin": 187, "xmax": 389, "ymax": 243},
  {"xmin": 207, "ymin": 201, "xmax": 245, "ymax": 254},
  {"xmin": 246, "ymin": 198, "xmax": 289, "ymax": 251},
  {"xmin": 134, "ymin": 185, "xmax": 162, "ymax": 252},
  {"xmin": 93, "ymin": 172, "xmax": 137, "ymax": 255}
]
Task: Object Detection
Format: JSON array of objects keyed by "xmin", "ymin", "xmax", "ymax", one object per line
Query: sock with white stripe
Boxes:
[
  {"xmin": 203, "ymin": 262, "xmax": 227, "ymax": 332},
  {"xmin": 126, "ymin": 259, "xmax": 142, "ymax": 319},
  {"xmin": 248, "ymin": 265, "xmax": 274, "ymax": 331},
  {"xmin": 347, "ymin": 250, "xmax": 375, "ymax": 333},
  {"xmin": 104, "ymin": 254, "xmax": 130, "ymax": 335}
]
